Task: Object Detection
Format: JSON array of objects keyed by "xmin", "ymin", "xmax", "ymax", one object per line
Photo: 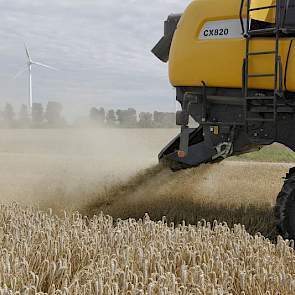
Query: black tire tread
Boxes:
[{"xmin": 275, "ymin": 172, "xmax": 295, "ymax": 240}]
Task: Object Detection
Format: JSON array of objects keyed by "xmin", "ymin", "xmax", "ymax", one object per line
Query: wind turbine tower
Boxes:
[{"xmin": 15, "ymin": 44, "xmax": 57, "ymax": 114}]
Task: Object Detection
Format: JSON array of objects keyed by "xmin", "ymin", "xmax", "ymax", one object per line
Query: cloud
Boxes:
[{"xmin": 0, "ymin": 0, "xmax": 190, "ymax": 117}]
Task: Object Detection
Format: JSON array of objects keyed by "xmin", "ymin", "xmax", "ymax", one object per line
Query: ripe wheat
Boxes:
[{"xmin": 0, "ymin": 204, "xmax": 295, "ymax": 294}]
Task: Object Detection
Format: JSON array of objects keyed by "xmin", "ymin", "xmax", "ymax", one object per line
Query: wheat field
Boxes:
[
  {"xmin": 1, "ymin": 203, "xmax": 295, "ymax": 295},
  {"xmin": 1, "ymin": 129, "xmax": 295, "ymax": 294},
  {"xmin": 82, "ymin": 161, "xmax": 294, "ymax": 240}
]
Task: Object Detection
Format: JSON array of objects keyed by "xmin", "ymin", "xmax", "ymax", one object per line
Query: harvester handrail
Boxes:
[{"xmin": 240, "ymin": 0, "xmax": 246, "ymax": 36}]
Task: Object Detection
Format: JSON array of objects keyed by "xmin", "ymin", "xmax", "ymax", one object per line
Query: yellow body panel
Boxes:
[
  {"xmin": 169, "ymin": 0, "xmax": 295, "ymax": 91},
  {"xmin": 250, "ymin": 0, "xmax": 276, "ymax": 23}
]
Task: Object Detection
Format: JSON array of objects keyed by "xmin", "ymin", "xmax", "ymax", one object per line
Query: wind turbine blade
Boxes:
[
  {"xmin": 32, "ymin": 61, "xmax": 57, "ymax": 71},
  {"xmin": 14, "ymin": 66, "xmax": 27, "ymax": 79},
  {"xmin": 24, "ymin": 43, "xmax": 32, "ymax": 61}
]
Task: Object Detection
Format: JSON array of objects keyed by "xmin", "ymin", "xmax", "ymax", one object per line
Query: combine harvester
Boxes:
[{"xmin": 152, "ymin": 0, "xmax": 295, "ymax": 239}]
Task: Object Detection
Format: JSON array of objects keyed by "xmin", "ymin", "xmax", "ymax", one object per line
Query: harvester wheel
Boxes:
[{"xmin": 275, "ymin": 170, "xmax": 295, "ymax": 240}]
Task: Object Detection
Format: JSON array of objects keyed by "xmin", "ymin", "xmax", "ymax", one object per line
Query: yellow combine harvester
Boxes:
[{"xmin": 152, "ymin": 0, "xmax": 295, "ymax": 239}]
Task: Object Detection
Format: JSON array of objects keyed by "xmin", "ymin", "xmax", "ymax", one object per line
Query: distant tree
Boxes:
[
  {"xmin": 0, "ymin": 109, "xmax": 3, "ymax": 127},
  {"xmin": 139, "ymin": 112, "xmax": 153, "ymax": 128},
  {"xmin": 90, "ymin": 107, "xmax": 99, "ymax": 120},
  {"xmin": 116, "ymin": 110, "xmax": 123, "ymax": 125},
  {"xmin": 89, "ymin": 107, "xmax": 105, "ymax": 125},
  {"xmin": 153, "ymin": 111, "xmax": 175, "ymax": 128},
  {"xmin": 18, "ymin": 104, "xmax": 30, "ymax": 127},
  {"xmin": 45, "ymin": 101, "xmax": 64, "ymax": 127},
  {"xmin": 3, "ymin": 103, "xmax": 15, "ymax": 127},
  {"xmin": 116, "ymin": 108, "xmax": 137, "ymax": 127},
  {"xmin": 153, "ymin": 111, "xmax": 163, "ymax": 127},
  {"xmin": 19, "ymin": 104, "xmax": 29, "ymax": 120},
  {"xmin": 106, "ymin": 109, "xmax": 117, "ymax": 127},
  {"xmin": 163, "ymin": 112, "xmax": 176, "ymax": 128},
  {"xmin": 129, "ymin": 108, "xmax": 137, "ymax": 126},
  {"xmin": 32, "ymin": 103, "xmax": 44, "ymax": 127}
]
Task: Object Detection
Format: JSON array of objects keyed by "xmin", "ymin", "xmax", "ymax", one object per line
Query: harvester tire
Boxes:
[{"xmin": 275, "ymin": 171, "xmax": 295, "ymax": 240}]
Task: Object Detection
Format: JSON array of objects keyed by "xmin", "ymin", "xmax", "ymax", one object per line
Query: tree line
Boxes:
[
  {"xmin": 0, "ymin": 103, "xmax": 176, "ymax": 129},
  {"xmin": 88, "ymin": 107, "xmax": 176, "ymax": 128},
  {"xmin": 0, "ymin": 102, "xmax": 65, "ymax": 128}
]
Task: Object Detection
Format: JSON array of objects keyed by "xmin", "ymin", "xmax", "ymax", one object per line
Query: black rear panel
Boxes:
[{"xmin": 284, "ymin": 0, "xmax": 295, "ymax": 28}]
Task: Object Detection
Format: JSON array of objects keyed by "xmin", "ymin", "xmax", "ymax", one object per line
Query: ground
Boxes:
[{"xmin": 1, "ymin": 128, "xmax": 295, "ymax": 294}]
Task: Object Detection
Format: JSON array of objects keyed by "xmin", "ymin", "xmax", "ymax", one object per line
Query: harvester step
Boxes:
[
  {"xmin": 246, "ymin": 118, "xmax": 275, "ymax": 122},
  {"xmin": 283, "ymin": 28, "xmax": 295, "ymax": 33},
  {"xmin": 247, "ymin": 50, "xmax": 276, "ymax": 56},
  {"xmin": 248, "ymin": 5, "xmax": 276, "ymax": 12},
  {"xmin": 250, "ymin": 106, "xmax": 293, "ymax": 113},
  {"xmin": 246, "ymin": 96, "xmax": 275, "ymax": 100},
  {"xmin": 248, "ymin": 73, "xmax": 275, "ymax": 78},
  {"xmin": 248, "ymin": 28, "xmax": 277, "ymax": 35}
]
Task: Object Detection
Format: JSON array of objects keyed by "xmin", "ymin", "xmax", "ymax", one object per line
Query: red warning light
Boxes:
[{"xmin": 178, "ymin": 150, "xmax": 186, "ymax": 158}]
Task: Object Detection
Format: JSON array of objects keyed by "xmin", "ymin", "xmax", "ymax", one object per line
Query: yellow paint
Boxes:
[
  {"xmin": 250, "ymin": 0, "xmax": 276, "ymax": 23},
  {"xmin": 169, "ymin": 0, "xmax": 295, "ymax": 91}
]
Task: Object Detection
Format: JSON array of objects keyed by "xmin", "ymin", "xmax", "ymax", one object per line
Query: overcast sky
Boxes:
[{"xmin": 0, "ymin": 0, "xmax": 190, "ymax": 118}]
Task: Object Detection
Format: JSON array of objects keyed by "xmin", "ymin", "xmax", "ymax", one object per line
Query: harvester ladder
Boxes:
[{"xmin": 242, "ymin": 0, "xmax": 283, "ymax": 143}]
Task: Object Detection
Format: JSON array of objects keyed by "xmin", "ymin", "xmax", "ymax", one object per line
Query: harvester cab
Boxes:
[{"xmin": 152, "ymin": 0, "xmax": 295, "ymax": 240}]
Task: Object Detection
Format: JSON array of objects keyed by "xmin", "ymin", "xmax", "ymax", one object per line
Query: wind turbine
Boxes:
[{"xmin": 15, "ymin": 44, "xmax": 57, "ymax": 115}]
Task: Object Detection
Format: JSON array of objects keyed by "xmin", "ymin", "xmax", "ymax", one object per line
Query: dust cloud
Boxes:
[
  {"xmin": 0, "ymin": 128, "xmax": 293, "ymax": 226},
  {"xmin": 0, "ymin": 128, "xmax": 176, "ymax": 210},
  {"xmin": 81, "ymin": 160, "xmax": 294, "ymax": 239},
  {"xmin": 84, "ymin": 160, "xmax": 293, "ymax": 218}
]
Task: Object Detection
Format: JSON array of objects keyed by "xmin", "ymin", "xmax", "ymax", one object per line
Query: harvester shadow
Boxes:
[{"xmin": 81, "ymin": 164, "xmax": 278, "ymax": 241}]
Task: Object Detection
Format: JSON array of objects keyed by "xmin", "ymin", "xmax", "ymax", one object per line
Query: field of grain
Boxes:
[
  {"xmin": 83, "ymin": 161, "xmax": 294, "ymax": 240},
  {"xmin": 1, "ymin": 203, "xmax": 295, "ymax": 295},
  {"xmin": 1, "ymin": 129, "xmax": 295, "ymax": 294}
]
